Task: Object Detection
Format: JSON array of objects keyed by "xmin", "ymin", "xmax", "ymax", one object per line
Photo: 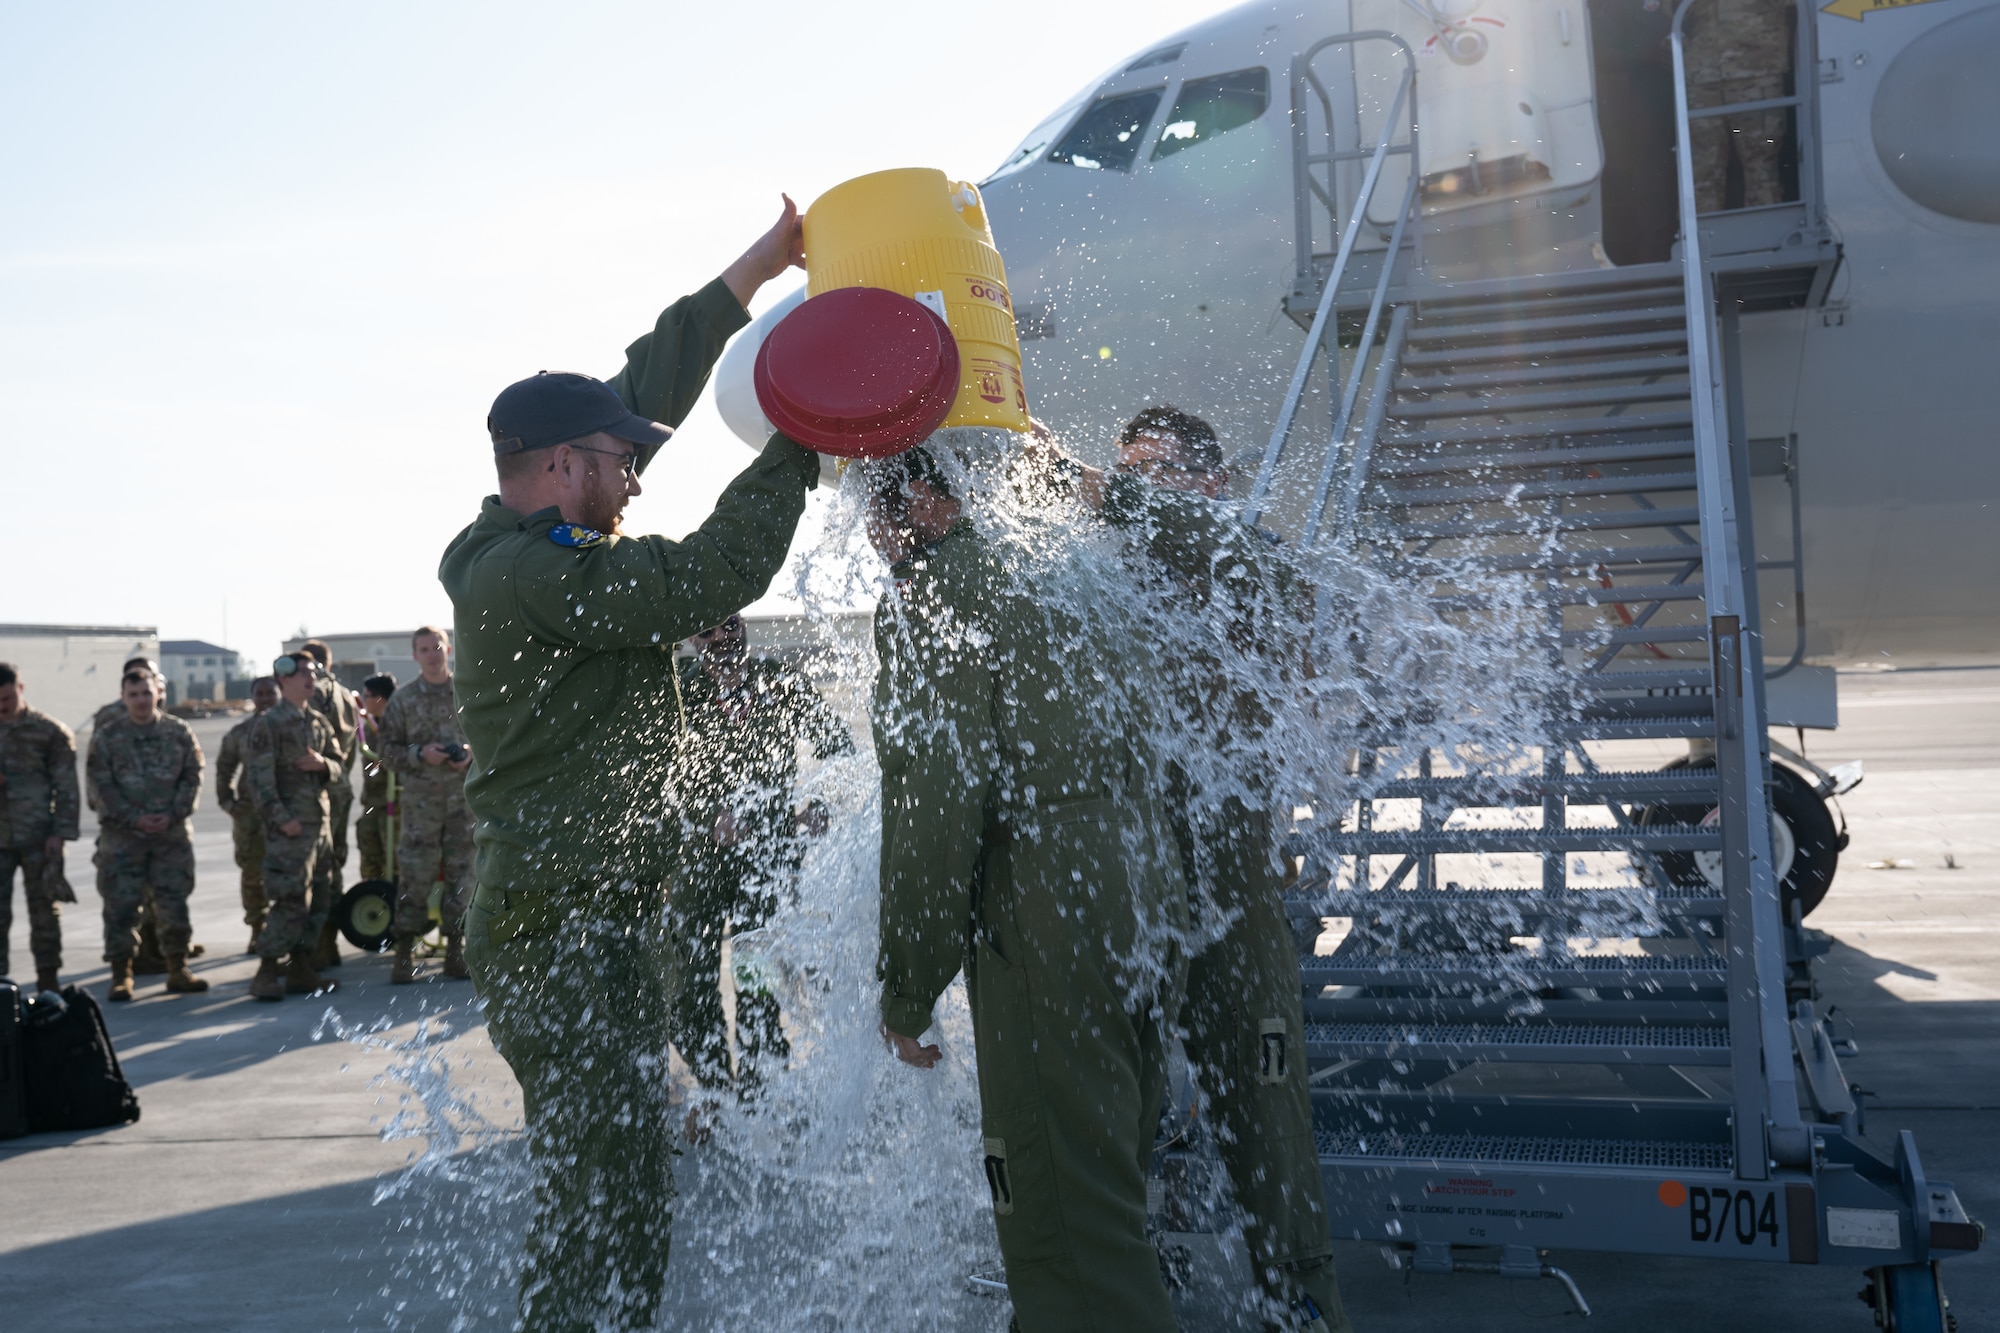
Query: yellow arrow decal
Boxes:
[{"xmin": 1822, "ymin": 0, "xmax": 1945, "ymax": 20}]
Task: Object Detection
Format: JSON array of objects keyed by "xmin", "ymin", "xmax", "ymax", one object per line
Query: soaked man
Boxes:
[
  {"xmin": 379, "ymin": 627, "xmax": 473, "ymax": 984},
  {"xmin": 296, "ymin": 638, "xmax": 358, "ymax": 970},
  {"xmin": 1054, "ymin": 408, "xmax": 1350, "ymax": 1333},
  {"xmin": 89, "ymin": 669, "xmax": 207, "ymax": 1000},
  {"xmin": 670, "ymin": 613, "xmax": 851, "ymax": 1091},
  {"xmin": 866, "ymin": 443, "xmax": 1189, "ymax": 1333},
  {"xmin": 444, "ymin": 197, "xmax": 815, "ymax": 1333},
  {"xmin": 216, "ymin": 675, "xmax": 281, "ymax": 954},
  {"xmin": 0, "ymin": 662, "xmax": 81, "ymax": 994},
  {"xmin": 242, "ymin": 652, "xmax": 343, "ymax": 1001},
  {"xmin": 354, "ymin": 674, "xmax": 397, "ymax": 884}
]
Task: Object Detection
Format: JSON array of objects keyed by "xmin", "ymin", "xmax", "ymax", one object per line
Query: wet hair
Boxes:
[
  {"xmin": 863, "ymin": 444, "xmax": 955, "ymax": 524},
  {"xmin": 1118, "ymin": 406, "xmax": 1224, "ymax": 472},
  {"xmin": 0, "ymin": 662, "xmax": 17, "ymax": 687},
  {"xmin": 363, "ymin": 673, "xmax": 397, "ymax": 699},
  {"xmin": 298, "ymin": 639, "xmax": 331, "ymax": 666},
  {"xmin": 411, "ymin": 625, "xmax": 448, "ymax": 647},
  {"xmin": 121, "ymin": 670, "xmax": 154, "ymax": 691}
]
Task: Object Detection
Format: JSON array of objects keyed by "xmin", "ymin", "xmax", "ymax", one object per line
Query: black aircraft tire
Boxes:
[
  {"xmin": 336, "ymin": 880, "xmax": 398, "ymax": 953},
  {"xmin": 1638, "ymin": 760, "xmax": 1840, "ymax": 921}
]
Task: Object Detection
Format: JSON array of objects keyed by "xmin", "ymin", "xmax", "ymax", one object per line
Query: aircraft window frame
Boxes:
[
  {"xmin": 1046, "ymin": 86, "xmax": 1167, "ymax": 173},
  {"xmin": 1124, "ymin": 42, "xmax": 1186, "ymax": 73},
  {"xmin": 1150, "ymin": 66, "xmax": 1271, "ymax": 162},
  {"xmin": 985, "ymin": 96, "xmax": 1091, "ymax": 183}
]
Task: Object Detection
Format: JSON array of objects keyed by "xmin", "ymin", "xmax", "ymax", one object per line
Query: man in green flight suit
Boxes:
[
  {"xmin": 670, "ymin": 613, "xmax": 852, "ymax": 1092},
  {"xmin": 444, "ymin": 196, "xmax": 816, "ymax": 1333},
  {"xmin": 1037, "ymin": 411, "xmax": 1351, "ymax": 1333},
  {"xmin": 864, "ymin": 442, "xmax": 1190, "ymax": 1333}
]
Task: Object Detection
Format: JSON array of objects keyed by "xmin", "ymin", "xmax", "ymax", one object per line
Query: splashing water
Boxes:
[{"xmin": 330, "ymin": 416, "xmax": 1656, "ymax": 1330}]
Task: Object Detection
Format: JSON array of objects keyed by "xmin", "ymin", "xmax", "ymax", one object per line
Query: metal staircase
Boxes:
[{"xmin": 1222, "ymin": 5, "xmax": 1980, "ymax": 1324}]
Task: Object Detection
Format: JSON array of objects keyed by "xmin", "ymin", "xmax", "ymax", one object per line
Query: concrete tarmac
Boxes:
[{"xmin": 1, "ymin": 668, "xmax": 1994, "ymax": 1330}]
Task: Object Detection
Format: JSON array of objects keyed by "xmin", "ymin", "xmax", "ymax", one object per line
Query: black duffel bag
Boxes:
[
  {"xmin": 0, "ymin": 980, "xmax": 26, "ymax": 1138},
  {"xmin": 22, "ymin": 984, "xmax": 139, "ymax": 1133}
]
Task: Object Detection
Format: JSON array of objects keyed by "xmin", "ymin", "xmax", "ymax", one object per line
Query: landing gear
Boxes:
[
  {"xmin": 1638, "ymin": 759, "xmax": 1843, "ymax": 919},
  {"xmin": 1863, "ymin": 1262, "xmax": 1954, "ymax": 1333}
]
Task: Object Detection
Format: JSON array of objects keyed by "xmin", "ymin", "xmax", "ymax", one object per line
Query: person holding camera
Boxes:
[{"xmin": 378, "ymin": 625, "xmax": 473, "ymax": 983}]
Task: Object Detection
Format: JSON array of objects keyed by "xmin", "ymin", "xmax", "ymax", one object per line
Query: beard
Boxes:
[{"xmin": 578, "ymin": 470, "xmax": 631, "ymax": 535}]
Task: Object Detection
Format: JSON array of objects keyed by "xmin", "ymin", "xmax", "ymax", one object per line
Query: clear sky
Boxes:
[{"xmin": 0, "ymin": 0, "xmax": 1226, "ymax": 662}]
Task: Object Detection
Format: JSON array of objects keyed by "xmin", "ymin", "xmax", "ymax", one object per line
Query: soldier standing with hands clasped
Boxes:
[
  {"xmin": 444, "ymin": 196, "xmax": 817, "ymax": 1332},
  {"xmin": 89, "ymin": 669, "xmax": 207, "ymax": 1000},
  {"xmin": 379, "ymin": 627, "xmax": 473, "ymax": 984},
  {"xmin": 242, "ymin": 653, "xmax": 344, "ymax": 1002},
  {"xmin": 0, "ymin": 662, "xmax": 81, "ymax": 994}
]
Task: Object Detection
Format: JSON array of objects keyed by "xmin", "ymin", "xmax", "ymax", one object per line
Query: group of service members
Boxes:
[
  {"xmin": 439, "ymin": 200, "xmax": 1352, "ymax": 1333},
  {"xmin": 0, "ymin": 629, "xmax": 481, "ymax": 1005}
]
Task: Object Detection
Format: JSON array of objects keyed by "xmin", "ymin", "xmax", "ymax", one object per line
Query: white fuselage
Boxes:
[{"xmin": 716, "ymin": 0, "xmax": 2000, "ymax": 671}]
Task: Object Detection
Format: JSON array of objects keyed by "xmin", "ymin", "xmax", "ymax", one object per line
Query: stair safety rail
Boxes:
[
  {"xmin": 1672, "ymin": 0, "xmax": 1804, "ymax": 1175},
  {"xmin": 1245, "ymin": 33, "xmax": 1419, "ymax": 530}
]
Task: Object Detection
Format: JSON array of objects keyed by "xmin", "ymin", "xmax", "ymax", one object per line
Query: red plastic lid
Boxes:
[{"xmin": 753, "ymin": 287, "xmax": 959, "ymax": 459}]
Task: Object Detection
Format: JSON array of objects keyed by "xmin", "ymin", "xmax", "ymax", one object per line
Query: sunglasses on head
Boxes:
[{"xmin": 273, "ymin": 654, "xmax": 318, "ymax": 679}]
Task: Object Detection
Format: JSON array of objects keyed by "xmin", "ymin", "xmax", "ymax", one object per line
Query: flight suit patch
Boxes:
[
  {"xmin": 1259, "ymin": 1017, "xmax": 1289, "ymax": 1085},
  {"xmin": 548, "ymin": 524, "xmax": 605, "ymax": 549},
  {"xmin": 983, "ymin": 1136, "xmax": 1015, "ymax": 1215}
]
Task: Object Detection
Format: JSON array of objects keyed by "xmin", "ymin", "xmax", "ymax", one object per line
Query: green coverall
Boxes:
[
  {"xmin": 443, "ymin": 277, "xmax": 819, "ymax": 1333},
  {"xmin": 1102, "ymin": 474, "xmax": 1350, "ymax": 1332},
  {"xmin": 873, "ymin": 514, "xmax": 1189, "ymax": 1333}
]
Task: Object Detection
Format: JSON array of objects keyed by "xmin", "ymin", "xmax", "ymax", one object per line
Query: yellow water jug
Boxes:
[{"xmin": 805, "ymin": 168, "xmax": 1031, "ymax": 433}]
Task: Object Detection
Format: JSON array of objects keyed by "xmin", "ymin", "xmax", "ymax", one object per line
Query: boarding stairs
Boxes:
[{"xmin": 1216, "ymin": 8, "xmax": 1980, "ymax": 1324}]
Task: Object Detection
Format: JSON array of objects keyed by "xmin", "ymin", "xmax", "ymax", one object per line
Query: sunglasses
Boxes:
[
  {"xmin": 273, "ymin": 654, "xmax": 319, "ymax": 679},
  {"xmin": 568, "ymin": 444, "xmax": 640, "ymax": 478}
]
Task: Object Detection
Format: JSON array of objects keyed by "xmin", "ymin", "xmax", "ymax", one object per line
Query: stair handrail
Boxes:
[
  {"xmin": 1245, "ymin": 32, "xmax": 1418, "ymax": 529},
  {"xmin": 1672, "ymin": 0, "xmax": 1805, "ymax": 1173}
]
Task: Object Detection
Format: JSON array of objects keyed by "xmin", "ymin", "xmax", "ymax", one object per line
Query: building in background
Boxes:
[
  {"xmin": 0, "ymin": 623, "xmax": 160, "ymax": 733},
  {"xmin": 159, "ymin": 639, "xmax": 247, "ymax": 704},
  {"xmin": 283, "ymin": 631, "xmax": 421, "ymax": 693}
]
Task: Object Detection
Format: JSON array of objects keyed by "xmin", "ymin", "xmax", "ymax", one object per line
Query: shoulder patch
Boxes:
[{"xmin": 549, "ymin": 524, "xmax": 605, "ymax": 549}]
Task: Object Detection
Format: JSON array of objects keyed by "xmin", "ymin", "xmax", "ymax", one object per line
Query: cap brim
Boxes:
[{"xmin": 604, "ymin": 412, "xmax": 674, "ymax": 474}]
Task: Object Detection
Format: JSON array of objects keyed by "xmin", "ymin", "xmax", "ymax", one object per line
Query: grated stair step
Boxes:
[
  {"xmin": 1304, "ymin": 1020, "xmax": 1732, "ymax": 1065},
  {"xmin": 1316, "ymin": 1129, "xmax": 1733, "ymax": 1172},
  {"xmin": 1373, "ymin": 439, "xmax": 1696, "ymax": 478},
  {"xmin": 1399, "ymin": 327, "xmax": 1689, "ymax": 371},
  {"xmin": 1374, "ymin": 471, "xmax": 1698, "ymax": 509},
  {"xmin": 1303, "ymin": 952, "xmax": 1728, "ymax": 989},
  {"xmin": 1389, "ymin": 380, "xmax": 1691, "ymax": 419},
  {"xmin": 1384, "ymin": 412, "xmax": 1696, "ymax": 449},
  {"xmin": 1409, "ymin": 304, "xmax": 1685, "ymax": 346},
  {"xmin": 1399, "ymin": 354, "xmax": 1691, "ymax": 395}
]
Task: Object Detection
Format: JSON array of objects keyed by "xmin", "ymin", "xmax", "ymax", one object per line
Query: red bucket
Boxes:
[{"xmin": 753, "ymin": 287, "xmax": 959, "ymax": 459}]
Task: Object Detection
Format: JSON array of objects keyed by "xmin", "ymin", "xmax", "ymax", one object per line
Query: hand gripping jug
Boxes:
[{"xmin": 803, "ymin": 168, "xmax": 1032, "ymax": 434}]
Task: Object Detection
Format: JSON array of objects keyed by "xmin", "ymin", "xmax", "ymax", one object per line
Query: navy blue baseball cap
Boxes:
[{"xmin": 488, "ymin": 372, "xmax": 674, "ymax": 471}]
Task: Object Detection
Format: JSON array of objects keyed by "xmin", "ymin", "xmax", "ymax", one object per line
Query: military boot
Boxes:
[
  {"xmin": 248, "ymin": 957, "xmax": 286, "ymax": 1002},
  {"xmin": 34, "ymin": 967, "xmax": 59, "ymax": 994},
  {"xmin": 441, "ymin": 936, "xmax": 469, "ymax": 980},
  {"xmin": 164, "ymin": 955, "xmax": 210, "ymax": 994},
  {"xmin": 133, "ymin": 917, "xmax": 168, "ymax": 974},
  {"xmin": 310, "ymin": 920, "xmax": 342, "ymax": 970},
  {"xmin": 390, "ymin": 941, "xmax": 417, "ymax": 985},
  {"xmin": 286, "ymin": 953, "xmax": 336, "ymax": 995},
  {"xmin": 107, "ymin": 956, "xmax": 135, "ymax": 1003}
]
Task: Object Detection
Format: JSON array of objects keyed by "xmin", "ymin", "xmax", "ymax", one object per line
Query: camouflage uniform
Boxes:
[
  {"xmin": 1687, "ymin": 0, "xmax": 1794, "ymax": 212},
  {"xmin": 355, "ymin": 712, "xmax": 395, "ymax": 883},
  {"xmin": 88, "ymin": 713, "xmax": 203, "ymax": 961},
  {"xmin": 670, "ymin": 655, "xmax": 851, "ymax": 1089},
  {"xmin": 0, "ymin": 708, "xmax": 81, "ymax": 978},
  {"xmin": 308, "ymin": 675, "xmax": 360, "ymax": 907},
  {"xmin": 378, "ymin": 676, "xmax": 473, "ymax": 942},
  {"xmin": 88, "ymin": 699, "xmax": 166, "ymax": 965},
  {"xmin": 214, "ymin": 714, "xmax": 268, "ymax": 932},
  {"xmin": 242, "ymin": 700, "xmax": 341, "ymax": 962}
]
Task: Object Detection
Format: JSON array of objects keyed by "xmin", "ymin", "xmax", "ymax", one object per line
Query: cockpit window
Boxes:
[
  {"xmin": 985, "ymin": 98, "xmax": 1088, "ymax": 182},
  {"xmin": 1047, "ymin": 88, "xmax": 1165, "ymax": 172},
  {"xmin": 1125, "ymin": 42, "xmax": 1186, "ymax": 72},
  {"xmin": 1152, "ymin": 68, "xmax": 1270, "ymax": 161}
]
